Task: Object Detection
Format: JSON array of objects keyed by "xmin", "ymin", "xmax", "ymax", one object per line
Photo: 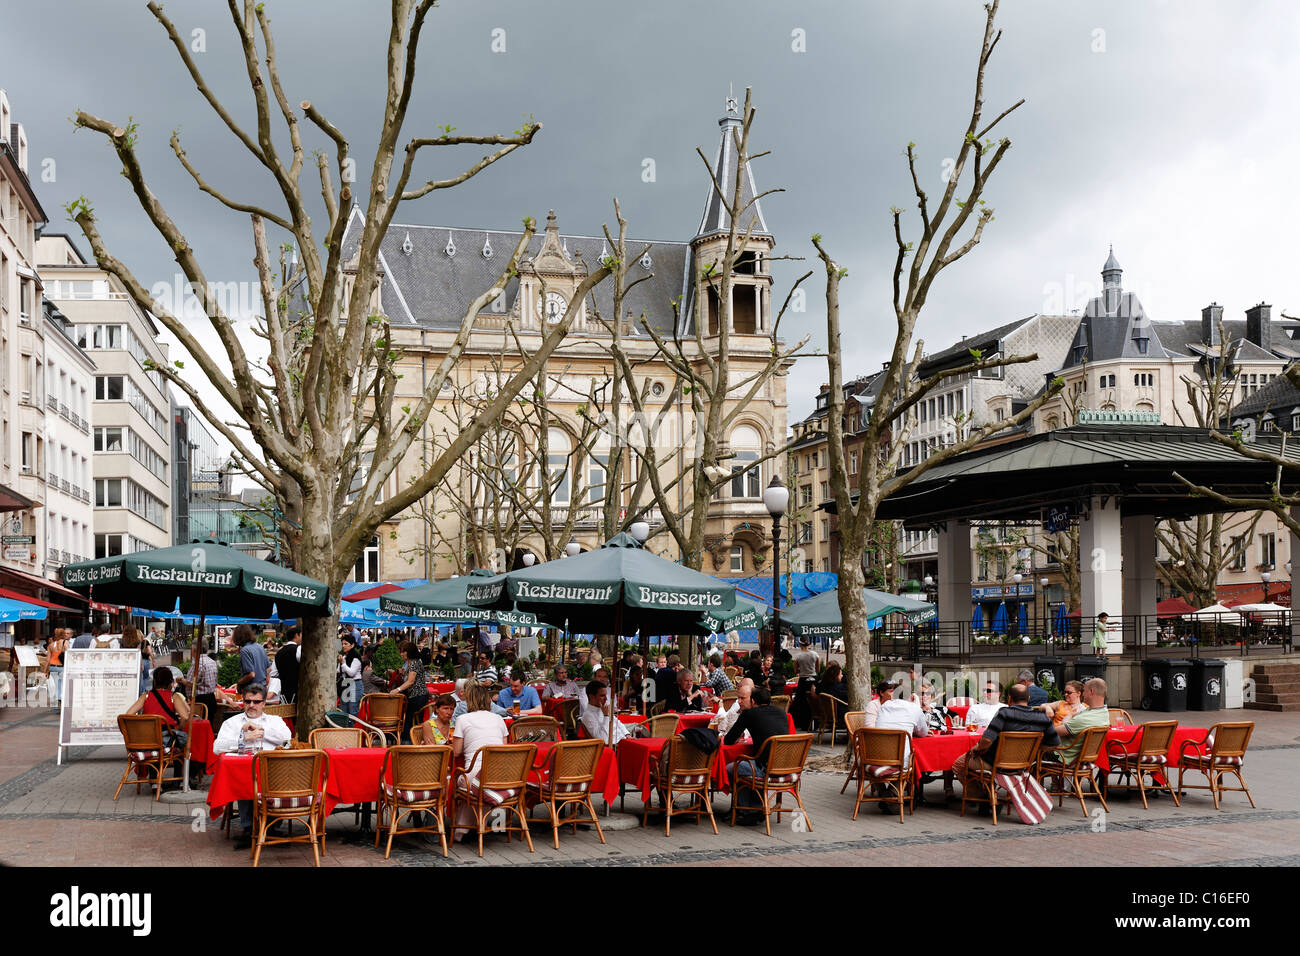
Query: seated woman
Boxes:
[
  {"xmin": 1041, "ymin": 679, "xmax": 1087, "ymax": 726},
  {"xmin": 452, "ymin": 682, "xmax": 509, "ymax": 836},
  {"xmin": 417, "ymin": 693, "xmax": 456, "ymax": 745},
  {"xmin": 817, "ymin": 662, "xmax": 848, "ymax": 701},
  {"xmin": 125, "ymin": 666, "xmax": 191, "ymax": 748}
]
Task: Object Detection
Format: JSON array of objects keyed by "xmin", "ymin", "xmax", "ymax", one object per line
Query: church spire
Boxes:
[
  {"xmin": 694, "ymin": 87, "xmax": 770, "ymax": 241},
  {"xmin": 1101, "ymin": 245, "xmax": 1122, "ymax": 312}
]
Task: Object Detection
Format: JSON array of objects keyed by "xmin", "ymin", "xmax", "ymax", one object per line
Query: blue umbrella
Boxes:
[
  {"xmin": 1018, "ymin": 602, "xmax": 1029, "ymax": 634},
  {"xmin": 1053, "ymin": 603, "xmax": 1068, "ymax": 635},
  {"xmin": 970, "ymin": 605, "xmax": 983, "ymax": 631},
  {"xmin": 992, "ymin": 602, "xmax": 1009, "ymax": 634},
  {"xmin": 0, "ymin": 596, "xmax": 47, "ymax": 622}
]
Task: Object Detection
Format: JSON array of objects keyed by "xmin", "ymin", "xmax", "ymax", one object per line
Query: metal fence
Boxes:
[{"xmin": 871, "ymin": 612, "xmax": 1291, "ymax": 662}]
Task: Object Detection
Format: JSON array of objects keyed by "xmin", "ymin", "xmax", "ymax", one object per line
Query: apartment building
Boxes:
[{"xmin": 36, "ymin": 234, "xmax": 172, "ymax": 558}]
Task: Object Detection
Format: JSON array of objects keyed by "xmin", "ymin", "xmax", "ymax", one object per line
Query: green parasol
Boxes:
[
  {"xmin": 465, "ymin": 533, "xmax": 736, "ymax": 637},
  {"xmin": 780, "ymin": 587, "xmax": 936, "ymax": 638},
  {"xmin": 378, "ymin": 570, "xmax": 538, "ymax": 627},
  {"xmin": 701, "ymin": 594, "xmax": 770, "ymax": 634}
]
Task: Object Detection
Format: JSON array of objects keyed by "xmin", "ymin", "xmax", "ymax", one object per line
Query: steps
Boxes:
[{"xmin": 1246, "ymin": 663, "xmax": 1300, "ymax": 712}]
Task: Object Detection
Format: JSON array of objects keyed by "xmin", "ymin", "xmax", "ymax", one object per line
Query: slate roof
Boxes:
[
  {"xmin": 694, "ymin": 105, "xmax": 770, "ymax": 242},
  {"xmin": 1229, "ymin": 374, "xmax": 1300, "ymax": 418},
  {"xmin": 338, "ymin": 207, "xmax": 691, "ymax": 336},
  {"xmin": 919, "ymin": 316, "xmax": 1036, "ymax": 372},
  {"xmin": 1151, "ymin": 320, "xmax": 1300, "ymax": 361}
]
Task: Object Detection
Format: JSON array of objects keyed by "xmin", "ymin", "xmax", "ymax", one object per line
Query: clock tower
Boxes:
[{"xmin": 516, "ymin": 209, "xmax": 586, "ymax": 332}]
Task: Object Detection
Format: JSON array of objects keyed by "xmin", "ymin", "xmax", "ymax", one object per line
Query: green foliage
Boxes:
[
  {"xmin": 217, "ymin": 652, "xmax": 242, "ymax": 687},
  {"xmin": 372, "ymin": 637, "xmax": 404, "ymax": 675},
  {"xmin": 65, "ymin": 196, "xmax": 94, "ymax": 220}
]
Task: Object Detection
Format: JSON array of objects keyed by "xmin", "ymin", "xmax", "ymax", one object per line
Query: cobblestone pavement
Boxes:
[{"xmin": 2, "ymin": 705, "xmax": 1297, "ymax": 867}]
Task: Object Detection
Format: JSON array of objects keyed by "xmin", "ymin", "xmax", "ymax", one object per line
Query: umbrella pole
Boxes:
[
  {"xmin": 608, "ymin": 605, "xmax": 622, "ymax": 751},
  {"xmin": 179, "ymin": 596, "xmax": 203, "ymax": 792}
]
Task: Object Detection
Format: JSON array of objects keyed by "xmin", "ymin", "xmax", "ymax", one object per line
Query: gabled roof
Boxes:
[
  {"xmin": 919, "ymin": 316, "xmax": 1037, "ymax": 372},
  {"xmin": 1150, "ymin": 319, "xmax": 1300, "ymax": 362},
  {"xmin": 338, "ymin": 208, "xmax": 690, "ymax": 336},
  {"xmin": 1229, "ymin": 373, "xmax": 1300, "ymax": 418}
]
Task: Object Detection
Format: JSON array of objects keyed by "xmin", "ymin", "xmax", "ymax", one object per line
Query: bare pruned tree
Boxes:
[
  {"xmin": 65, "ymin": 2, "xmax": 610, "ymax": 734},
  {"xmin": 814, "ymin": 0, "xmax": 1065, "ymax": 710}
]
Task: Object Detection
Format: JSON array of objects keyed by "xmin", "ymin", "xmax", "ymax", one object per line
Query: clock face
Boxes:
[{"xmin": 538, "ymin": 291, "xmax": 567, "ymax": 322}]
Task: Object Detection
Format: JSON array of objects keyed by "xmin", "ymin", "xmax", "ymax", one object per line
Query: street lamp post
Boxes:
[
  {"xmin": 1040, "ymin": 576, "xmax": 1049, "ymax": 640},
  {"xmin": 1262, "ymin": 570, "xmax": 1271, "ymax": 605},
  {"xmin": 763, "ymin": 475, "xmax": 789, "ymax": 656},
  {"xmin": 1012, "ymin": 572, "xmax": 1023, "ymax": 638}
]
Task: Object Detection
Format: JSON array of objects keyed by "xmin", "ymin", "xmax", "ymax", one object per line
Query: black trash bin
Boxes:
[
  {"xmin": 1141, "ymin": 658, "xmax": 1193, "ymax": 711},
  {"xmin": 1033, "ymin": 656, "xmax": 1066, "ymax": 696},
  {"xmin": 1187, "ymin": 658, "xmax": 1226, "ymax": 711},
  {"xmin": 1074, "ymin": 656, "xmax": 1108, "ymax": 683}
]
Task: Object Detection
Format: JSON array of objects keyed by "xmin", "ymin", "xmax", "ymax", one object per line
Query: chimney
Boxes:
[
  {"xmin": 1201, "ymin": 303, "xmax": 1223, "ymax": 347},
  {"xmin": 1246, "ymin": 302, "xmax": 1272, "ymax": 352}
]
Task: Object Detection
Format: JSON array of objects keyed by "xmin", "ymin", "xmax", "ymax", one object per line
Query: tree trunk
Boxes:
[{"xmin": 837, "ymin": 558, "xmax": 872, "ymax": 711}]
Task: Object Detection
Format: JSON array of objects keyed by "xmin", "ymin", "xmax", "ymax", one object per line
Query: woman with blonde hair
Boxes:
[{"xmin": 451, "ymin": 682, "xmax": 509, "ymax": 835}]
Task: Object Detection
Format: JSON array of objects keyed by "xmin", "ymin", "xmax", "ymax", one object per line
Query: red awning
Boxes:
[
  {"xmin": 0, "ymin": 566, "xmax": 87, "ymax": 603},
  {"xmin": 1157, "ymin": 598, "xmax": 1197, "ymax": 618},
  {"xmin": 0, "ymin": 483, "xmax": 36, "ymax": 511},
  {"xmin": 0, "ymin": 587, "xmax": 81, "ymax": 613},
  {"xmin": 343, "ymin": 583, "xmax": 403, "ymax": 603}
]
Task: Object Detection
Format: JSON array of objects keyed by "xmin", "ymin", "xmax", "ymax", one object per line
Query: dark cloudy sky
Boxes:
[{"xmin": 4, "ymin": 0, "xmax": 1298, "ymax": 436}]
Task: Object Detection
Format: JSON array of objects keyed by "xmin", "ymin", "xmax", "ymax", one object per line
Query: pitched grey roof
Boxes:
[
  {"xmin": 1102, "ymin": 247, "xmax": 1121, "ymax": 273},
  {"xmin": 339, "ymin": 208, "xmax": 690, "ymax": 336},
  {"xmin": 1229, "ymin": 373, "xmax": 1300, "ymax": 418},
  {"xmin": 1150, "ymin": 320, "xmax": 1300, "ymax": 361},
  {"xmin": 919, "ymin": 316, "xmax": 1036, "ymax": 372},
  {"xmin": 694, "ymin": 107, "xmax": 770, "ymax": 242}
]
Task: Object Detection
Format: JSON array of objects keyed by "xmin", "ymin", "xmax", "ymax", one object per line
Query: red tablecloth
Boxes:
[
  {"xmin": 531, "ymin": 740, "xmax": 619, "ymax": 803},
  {"xmin": 205, "ymin": 748, "xmax": 383, "ymax": 820},
  {"xmin": 784, "ymin": 681, "xmax": 798, "ymax": 694},
  {"xmin": 911, "ymin": 731, "xmax": 981, "ymax": 773},
  {"xmin": 947, "ymin": 704, "xmax": 972, "ymax": 722},
  {"xmin": 426, "ymin": 681, "xmax": 456, "ymax": 696},
  {"xmin": 617, "ymin": 737, "xmax": 744, "ymax": 801},
  {"xmin": 1099, "ymin": 725, "xmax": 1207, "ymax": 778},
  {"xmin": 674, "ymin": 712, "xmax": 716, "ymax": 732},
  {"xmin": 188, "ymin": 719, "xmax": 214, "ymax": 768}
]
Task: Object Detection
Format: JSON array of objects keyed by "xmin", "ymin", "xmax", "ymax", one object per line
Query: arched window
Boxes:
[
  {"xmin": 730, "ymin": 425, "xmax": 761, "ymax": 499},
  {"xmin": 546, "ymin": 427, "xmax": 570, "ymax": 504}
]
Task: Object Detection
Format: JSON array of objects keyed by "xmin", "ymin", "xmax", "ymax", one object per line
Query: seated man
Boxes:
[
  {"xmin": 578, "ymin": 667, "xmax": 612, "ymax": 716},
  {"xmin": 474, "ymin": 652, "xmax": 499, "ymax": 685},
  {"xmin": 542, "ymin": 665, "xmax": 581, "ymax": 701},
  {"xmin": 964, "ymin": 681, "xmax": 1005, "ymax": 729},
  {"xmin": 701, "ymin": 654, "xmax": 734, "ymax": 694},
  {"xmin": 579, "ymin": 680, "xmax": 646, "ymax": 744},
  {"xmin": 874, "ymin": 682, "xmax": 930, "ymax": 753},
  {"xmin": 654, "ymin": 654, "xmax": 681, "ymax": 706},
  {"xmin": 496, "ymin": 673, "xmax": 542, "ymax": 716},
  {"xmin": 1018, "ymin": 669, "xmax": 1049, "ymax": 707},
  {"xmin": 212, "ymin": 684, "xmax": 294, "ymax": 850},
  {"xmin": 716, "ymin": 678, "xmax": 754, "ymax": 735},
  {"xmin": 451, "ymin": 677, "xmax": 508, "ymax": 722},
  {"xmin": 1048, "ymin": 677, "xmax": 1111, "ymax": 766},
  {"xmin": 952, "ymin": 683, "xmax": 1060, "ymax": 798},
  {"xmin": 724, "ymin": 687, "xmax": 790, "ymax": 822},
  {"xmin": 664, "ymin": 668, "xmax": 707, "ymax": 713}
]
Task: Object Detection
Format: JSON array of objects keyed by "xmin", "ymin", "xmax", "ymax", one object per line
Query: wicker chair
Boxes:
[
  {"xmin": 526, "ymin": 738, "xmax": 607, "ymax": 849},
  {"xmin": 250, "ymin": 748, "xmax": 328, "ymax": 866},
  {"xmin": 362, "ymin": 694, "xmax": 406, "ymax": 741},
  {"xmin": 1038, "ymin": 724, "xmax": 1110, "ymax": 816},
  {"xmin": 559, "ymin": 698, "xmax": 581, "ymax": 740},
  {"xmin": 811, "ymin": 693, "xmax": 847, "ymax": 747},
  {"xmin": 840, "ymin": 711, "xmax": 868, "ymax": 791},
  {"xmin": 770, "ymin": 695, "xmax": 791, "ymax": 714},
  {"xmin": 1176, "ymin": 721, "xmax": 1256, "ymax": 810},
  {"xmin": 1106, "ymin": 720, "xmax": 1180, "ymax": 809},
  {"xmin": 643, "ymin": 735, "xmax": 717, "ymax": 836},
  {"xmin": 191, "ymin": 701, "xmax": 208, "ymax": 721},
  {"xmin": 729, "ymin": 733, "xmax": 814, "ymax": 835},
  {"xmin": 376, "ymin": 745, "xmax": 452, "ymax": 859},
  {"xmin": 113, "ymin": 715, "xmax": 184, "ymax": 801},
  {"xmin": 648, "ymin": 700, "xmax": 667, "ymax": 717},
  {"xmin": 263, "ymin": 703, "xmax": 296, "ymax": 721},
  {"xmin": 646, "ymin": 713, "xmax": 680, "ymax": 738},
  {"xmin": 452, "ymin": 744, "xmax": 537, "ymax": 857},
  {"xmin": 508, "ymin": 716, "xmax": 561, "ymax": 743},
  {"xmin": 309, "ymin": 727, "xmax": 365, "ymax": 749},
  {"xmin": 959, "ymin": 731, "xmax": 1043, "ymax": 825},
  {"xmin": 719, "ymin": 690, "xmax": 739, "ymax": 710},
  {"xmin": 848, "ymin": 728, "xmax": 913, "ymax": 822},
  {"xmin": 410, "ymin": 722, "xmax": 452, "ymax": 746},
  {"xmin": 723, "ymin": 666, "xmax": 740, "ymax": 681},
  {"xmin": 1108, "ymin": 708, "xmax": 1135, "ymax": 727}
]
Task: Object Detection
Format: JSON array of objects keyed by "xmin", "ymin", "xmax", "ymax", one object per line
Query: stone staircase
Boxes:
[{"xmin": 1246, "ymin": 662, "xmax": 1300, "ymax": 712}]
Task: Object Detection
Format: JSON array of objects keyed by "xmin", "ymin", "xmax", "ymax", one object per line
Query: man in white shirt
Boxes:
[
  {"xmin": 875, "ymin": 688, "xmax": 930, "ymax": 751},
  {"xmin": 579, "ymin": 680, "xmax": 645, "ymax": 745},
  {"xmin": 715, "ymin": 678, "xmax": 754, "ymax": 735},
  {"xmin": 863, "ymin": 680, "xmax": 899, "ymax": 728},
  {"xmin": 578, "ymin": 667, "xmax": 612, "ymax": 716},
  {"xmin": 964, "ymin": 681, "xmax": 1005, "ymax": 729},
  {"xmin": 213, "ymin": 684, "xmax": 294, "ymax": 849}
]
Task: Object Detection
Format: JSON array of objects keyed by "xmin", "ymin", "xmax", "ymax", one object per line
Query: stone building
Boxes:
[{"xmin": 336, "ymin": 99, "xmax": 792, "ymax": 583}]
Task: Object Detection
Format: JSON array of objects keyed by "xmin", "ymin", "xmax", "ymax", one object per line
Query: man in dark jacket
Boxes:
[
  {"xmin": 724, "ymin": 687, "xmax": 790, "ymax": 820},
  {"xmin": 953, "ymin": 683, "xmax": 1059, "ymax": 786}
]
